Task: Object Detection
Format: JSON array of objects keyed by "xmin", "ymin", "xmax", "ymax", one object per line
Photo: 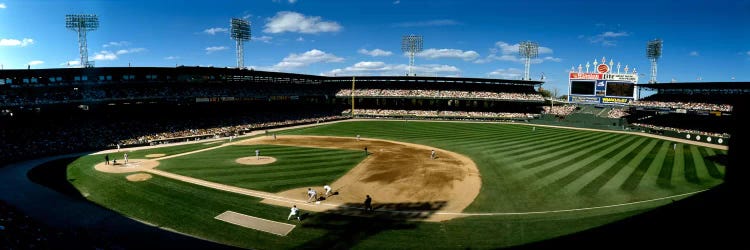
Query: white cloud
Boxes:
[
  {"xmin": 745, "ymin": 51, "xmax": 749, "ymax": 56},
  {"xmin": 393, "ymin": 0, "xmax": 400, "ymax": 4},
  {"xmin": 103, "ymin": 41, "xmax": 130, "ymax": 48},
  {"xmin": 417, "ymin": 48, "xmax": 479, "ymax": 61},
  {"xmin": 116, "ymin": 48, "xmax": 146, "ymax": 55},
  {"xmin": 27, "ymin": 60, "xmax": 44, "ymax": 66},
  {"xmin": 475, "ymin": 41, "xmax": 558, "ymax": 64},
  {"xmin": 601, "ymin": 31, "xmax": 629, "ymax": 38},
  {"xmin": 205, "ymin": 46, "xmax": 228, "ymax": 54},
  {"xmin": 0, "ymin": 38, "xmax": 33, "ymax": 47},
  {"xmin": 393, "ymin": 19, "xmax": 459, "ymax": 27},
  {"xmin": 269, "ymin": 49, "xmax": 343, "ymax": 70},
  {"xmin": 323, "ymin": 61, "xmax": 460, "ymax": 76},
  {"xmin": 272, "ymin": 0, "xmax": 298, "ymax": 3},
  {"xmin": 289, "ymin": 0, "xmax": 297, "ymax": 3},
  {"xmin": 204, "ymin": 27, "xmax": 228, "ymax": 35},
  {"xmin": 587, "ymin": 31, "xmax": 629, "ymax": 46},
  {"xmin": 255, "ymin": 35, "xmax": 273, "ymax": 43},
  {"xmin": 91, "ymin": 51, "xmax": 118, "ymax": 61},
  {"xmin": 264, "ymin": 11, "xmax": 341, "ymax": 34},
  {"xmin": 358, "ymin": 48, "xmax": 393, "ymax": 57},
  {"xmin": 487, "ymin": 68, "xmax": 523, "ymax": 79},
  {"xmin": 296, "ymin": 37, "xmax": 304, "ymax": 42},
  {"xmin": 689, "ymin": 51, "xmax": 699, "ymax": 56},
  {"xmin": 164, "ymin": 56, "xmax": 180, "ymax": 60},
  {"xmin": 0, "ymin": 3, "xmax": 7, "ymax": 9}
]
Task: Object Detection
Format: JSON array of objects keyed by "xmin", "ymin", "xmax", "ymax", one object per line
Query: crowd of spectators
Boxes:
[
  {"xmin": 335, "ymin": 89, "xmax": 544, "ymax": 102},
  {"xmin": 631, "ymin": 100, "xmax": 732, "ymax": 112},
  {"xmin": 0, "ymin": 111, "xmax": 347, "ymax": 165},
  {"xmin": 542, "ymin": 105, "xmax": 577, "ymax": 116},
  {"xmin": 0, "ymin": 83, "xmax": 332, "ymax": 107},
  {"xmin": 607, "ymin": 108, "xmax": 629, "ymax": 119},
  {"xmin": 630, "ymin": 123, "xmax": 730, "ymax": 138},
  {"xmin": 343, "ymin": 109, "xmax": 534, "ymax": 119}
]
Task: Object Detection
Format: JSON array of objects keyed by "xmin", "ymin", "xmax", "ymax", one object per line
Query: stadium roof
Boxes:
[{"xmin": 0, "ymin": 67, "xmax": 544, "ymax": 86}]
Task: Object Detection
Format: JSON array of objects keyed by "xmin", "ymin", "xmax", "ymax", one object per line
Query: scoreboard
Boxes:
[{"xmin": 568, "ymin": 57, "xmax": 639, "ymax": 104}]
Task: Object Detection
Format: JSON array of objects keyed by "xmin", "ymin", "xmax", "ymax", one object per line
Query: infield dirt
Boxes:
[{"xmin": 242, "ymin": 135, "xmax": 481, "ymax": 221}]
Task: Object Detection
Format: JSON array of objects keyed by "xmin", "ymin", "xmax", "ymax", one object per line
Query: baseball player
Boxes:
[
  {"xmin": 255, "ymin": 149, "xmax": 260, "ymax": 160},
  {"xmin": 117, "ymin": 144, "xmax": 120, "ymax": 152},
  {"xmin": 430, "ymin": 150, "xmax": 436, "ymax": 160},
  {"xmin": 307, "ymin": 188, "xmax": 317, "ymax": 203},
  {"xmin": 105, "ymin": 154, "xmax": 109, "ymax": 165},
  {"xmin": 356, "ymin": 134, "xmax": 360, "ymax": 141},
  {"xmin": 287, "ymin": 205, "xmax": 300, "ymax": 221},
  {"xmin": 364, "ymin": 195, "xmax": 373, "ymax": 213},
  {"xmin": 323, "ymin": 184, "xmax": 332, "ymax": 197},
  {"xmin": 124, "ymin": 153, "xmax": 128, "ymax": 164}
]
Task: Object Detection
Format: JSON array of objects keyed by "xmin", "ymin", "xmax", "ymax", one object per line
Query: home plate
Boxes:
[{"xmin": 214, "ymin": 211, "xmax": 295, "ymax": 236}]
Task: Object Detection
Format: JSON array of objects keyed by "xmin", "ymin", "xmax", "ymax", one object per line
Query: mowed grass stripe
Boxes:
[
  {"xmin": 698, "ymin": 147, "xmax": 724, "ymax": 179},
  {"xmin": 486, "ymin": 130, "xmax": 601, "ymax": 158},
  {"xmin": 578, "ymin": 138, "xmax": 657, "ymax": 195},
  {"xmin": 509, "ymin": 132, "xmax": 617, "ymax": 167},
  {"xmin": 440, "ymin": 127, "xmax": 562, "ymax": 150},
  {"xmin": 516, "ymin": 134, "xmax": 630, "ymax": 183},
  {"xmin": 560, "ymin": 137, "xmax": 651, "ymax": 195},
  {"xmin": 534, "ymin": 136, "xmax": 641, "ymax": 193},
  {"xmin": 684, "ymin": 145, "xmax": 702, "ymax": 184},
  {"xmin": 657, "ymin": 142, "xmax": 677, "ymax": 188},
  {"xmin": 618, "ymin": 140, "xmax": 663, "ymax": 191}
]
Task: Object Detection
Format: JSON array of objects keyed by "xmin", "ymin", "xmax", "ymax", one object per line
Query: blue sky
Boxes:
[{"xmin": 1, "ymin": 0, "xmax": 749, "ymax": 92}]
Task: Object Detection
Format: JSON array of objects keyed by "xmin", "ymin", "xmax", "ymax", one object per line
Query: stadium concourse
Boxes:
[{"xmin": 1, "ymin": 66, "xmax": 747, "ymax": 248}]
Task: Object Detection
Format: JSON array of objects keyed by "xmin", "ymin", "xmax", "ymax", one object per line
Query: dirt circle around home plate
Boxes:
[
  {"xmin": 93, "ymin": 159, "xmax": 160, "ymax": 174},
  {"xmin": 235, "ymin": 156, "xmax": 278, "ymax": 165}
]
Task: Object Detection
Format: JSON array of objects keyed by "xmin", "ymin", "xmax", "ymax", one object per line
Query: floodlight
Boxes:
[
  {"xmin": 66, "ymin": 14, "xmax": 99, "ymax": 68},
  {"xmin": 519, "ymin": 41, "xmax": 538, "ymax": 80},
  {"xmin": 401, "ymin": 35, "xmax": 423, "ymax": 76},
  {"xmin": 647, "ymin": 39, "xmax": 663, "ymax": 83},
  {"xmin": 231, "ymin": 18, "xmax": 251, "ymax": 68}
]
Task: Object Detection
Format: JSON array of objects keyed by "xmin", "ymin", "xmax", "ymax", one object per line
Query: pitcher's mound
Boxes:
[
  {"xmin": 145, "ymin": 153, "xmax": 166, "ymax": 158},
  {"xmin": 236, "ymin": 156, "xmax": 277, "ymax": 165},
  {"xmin": 126, "ymin": 173, "xmax": 152, "ymax": 182}
]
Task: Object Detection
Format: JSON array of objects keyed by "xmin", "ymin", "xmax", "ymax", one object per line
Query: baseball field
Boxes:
[{"xmin": 66, "ymin": 120, "xmax": 726, "ymax": 249}]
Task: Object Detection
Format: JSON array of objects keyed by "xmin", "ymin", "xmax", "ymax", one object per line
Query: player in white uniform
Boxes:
[
  {"xmin": 124, "ymin": 153, "xmax": 128, "ymax": 164},
  {"xmin": 307, "ymin": 188, "xmax": 317, "ymax": 203},
  {"xmin": 255, "ymin": 149, "xmax": 260, "ymax": 160},
  {"xmin": 356, "ymin": 134, "xmax": 360, "ymax": 141},
  {"xmin": 323, "ymin": 184, "xmax": 332, "ymax": 197},
  {"xmin": 430, "ymin": 150, "xmax": 436, "ymax": 159},
  {"xmin": 287, "ymin": 205, "xmax": 300, "ymax": 221}
]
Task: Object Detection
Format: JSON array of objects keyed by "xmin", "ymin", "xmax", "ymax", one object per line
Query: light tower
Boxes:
[
  {"xmin": 519, "ymin": 41, "xmax": 538, "ymax": 80},
  {"xmin": 401, "ymin": 35, "xmax": 423, "ymax": 76},
  {"xmin": 647, "ymin": 39, "xmax": 662, "ymax": 83},
  {"xmin": 65, "ymin": 14, "xmax": 99, "ymax": 68},
  {"xmin": 230, "ymin": 18, "xmax": 251, "ymax": 69}
]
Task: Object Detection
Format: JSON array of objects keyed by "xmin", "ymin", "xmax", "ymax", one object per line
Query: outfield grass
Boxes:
[{"xmin": 67, "ymin": 121, "xmax": 726, "ymax": 249}]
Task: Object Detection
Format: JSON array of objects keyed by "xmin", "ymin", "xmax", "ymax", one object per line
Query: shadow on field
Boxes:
[
  {"xmin": 27, "ymin": 157, "xmax": 85, "ymax": 200},
  {"xmin": 294, "ymin": 201, "xmax": 446, "ymax": 249}
]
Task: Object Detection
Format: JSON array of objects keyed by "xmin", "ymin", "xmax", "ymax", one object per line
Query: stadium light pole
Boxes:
[
  {"xmin": 519, "ymin": 41, "xmax": 539, "ymax": 81},
  {"xmin": 401, "ymin": 35, "xmax": 423, "ymax": 76},
  {"xmin": 647, "ymin": 39, "xmax": 662, "ymax": 83},
  {"xmin": 65, "ymin": 14, "xmax": 99, "ymax": 68},
  {"xmin": 231, "ymin": 18, "xmax": 251, "ymax": 69}
]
